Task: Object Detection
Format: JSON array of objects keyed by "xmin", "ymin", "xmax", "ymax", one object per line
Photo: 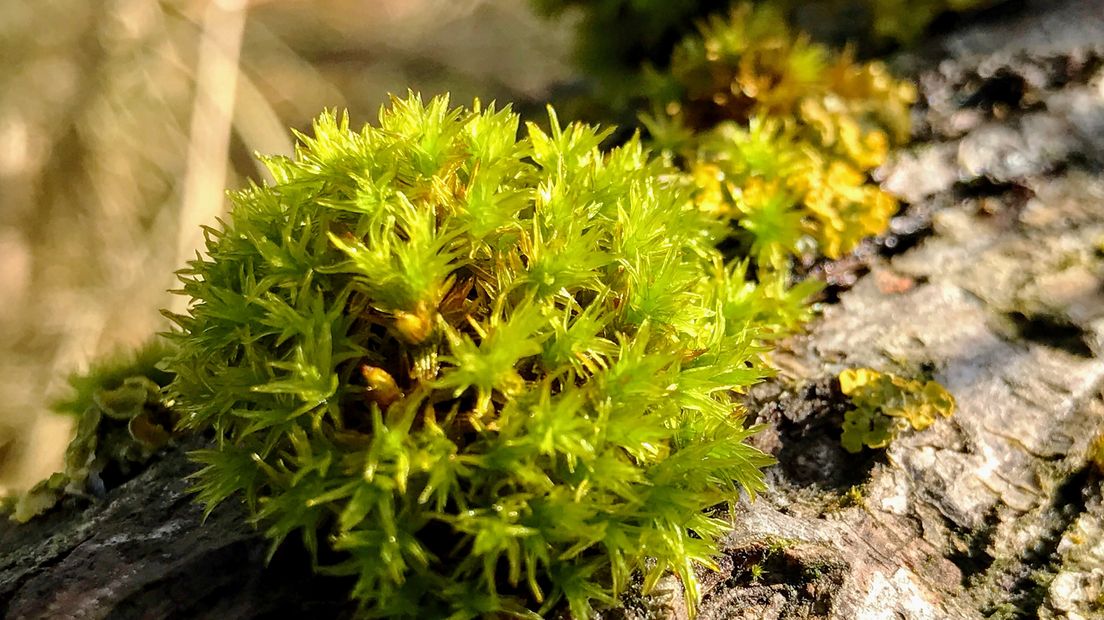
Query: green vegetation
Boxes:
[
  {"xmin": 643, "ymin": 4, "xmax": 915, "ymax": 274},
  {"xmin": 838, "ymin": 368, "xmax": 956, "ymax": 453},
  {"xmin": 161, "ymin": 94, "xmax": 815, "ymax": 618},
  {"xmin": 534, "ymin": 1, "xmax": 986, "ymax": 278},
  {"xmin": 3, "ymin": 0, "xmax": 964, "ymax": 615},
  {"xmin": 1, "ymin": 342, "xmax": 177, "ymax": 522},
  {"xmin": 535, "ymin": 0, "xmax": 1000, "ymax": 106},
  {"xmin": 842, "ymin": 484, "xmax": 865, "ymax": 507}
]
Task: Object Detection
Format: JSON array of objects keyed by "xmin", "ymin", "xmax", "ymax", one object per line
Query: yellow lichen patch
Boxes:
[
  {"xmin": 1090, "ymin": 433, "xmax": 1104, "ymax": 474},
  {"xmin": 838, "ymin": 368, "xmax": 956, "ymax": 453}
]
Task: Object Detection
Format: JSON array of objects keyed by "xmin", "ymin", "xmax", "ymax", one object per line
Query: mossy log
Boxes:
[{"xmin": 3, "ymin": 0, "xmax": 1104, "ymax": 618}]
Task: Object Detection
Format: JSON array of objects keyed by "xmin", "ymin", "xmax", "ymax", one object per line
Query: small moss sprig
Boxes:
[
  {"xmin": 838, "ymin": 368, "xmax": 955, "ymax": 453},
  {"xmin": 164, "ymin": 94, "xmax": 814, "ymax": 618},
  {"xmin": 643, "ymin": 4, "xmax": 916, "ymax": 273},
  {"xmin": 1, "ymin": 342, "xmax": 178, "ymax": 522}
]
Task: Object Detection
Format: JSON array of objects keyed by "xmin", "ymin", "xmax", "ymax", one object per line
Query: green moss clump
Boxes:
[
  {"xmin": 1, "ymin": 341, "xmax": 177, "ymax": 522},
  {"xmin": 535, "ymin": 0, "xmax": 1000, "ymax": 106},
  {"xmin": 642, "ymin": 4, "xmax": 916, "ymax": 273},
  {"xmin": 165, "ymin": 94, "xmax": 812, "ymax": 618}
]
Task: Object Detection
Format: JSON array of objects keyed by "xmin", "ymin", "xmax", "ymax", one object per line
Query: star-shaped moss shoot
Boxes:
[{"xmin": 166, "ymin": 94, "xmax": 809, "ymax": 618}]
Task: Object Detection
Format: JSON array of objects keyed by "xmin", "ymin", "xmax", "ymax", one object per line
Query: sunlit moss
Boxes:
[
  {"xmin": 534, "ymin": 0, "xmax": 999, "ymax": 103},
  {"xmin": 163, "ymin": 94, "xmax": 814, "ymax": 618},
  {"xmin": 644, "ymin": 4, "xmax": 915, "ymax": 271},
  {"xmin": 1, "ymin": 341, "xmax": 178, "ymax": 522}
]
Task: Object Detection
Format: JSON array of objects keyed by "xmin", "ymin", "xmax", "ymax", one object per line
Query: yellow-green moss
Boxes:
[
  {"xmin": 164, "ymin": 95, "xmax": 815, "ymax": 618},
  {"xmin": 644, "ymin": 4, "xmax": 916, "ymax": 273}
]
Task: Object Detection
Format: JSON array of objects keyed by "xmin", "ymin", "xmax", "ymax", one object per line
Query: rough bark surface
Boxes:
[
  {"xmin": 614, "ymin": 1, "xmax": 1104, "ymax": 618},
  {"xmin": 3, "ymin": 1, "xmax": 1104, "ymax": 618},
  {"xmin": 0, "ymin": 441, "xmax": 354, "ymax": 619}
]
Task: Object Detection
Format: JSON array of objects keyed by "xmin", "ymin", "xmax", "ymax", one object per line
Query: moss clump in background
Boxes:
[
  {"xmin": 838, "ymin": 367, "xmax": 956, "ymax": 453},
  {"xmin": 1, "ymin": 342, "xmax": 178, "ymax": 523},
  {"xmin": 534, "ymin": 0, "xmax": 1000, "ymax": 110},
  {"xmin": 643, "ymin": 4, "xmax": 916, "ymax": 274},
  {"xmin": 162, "ymin": 94, "xmax": 816, "ymax": 618}
]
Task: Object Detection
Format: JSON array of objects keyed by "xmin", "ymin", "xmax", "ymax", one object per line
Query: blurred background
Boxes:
[{"xmin": 0, "ymin": 0, "xmax": 575, "ymax": 493}]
